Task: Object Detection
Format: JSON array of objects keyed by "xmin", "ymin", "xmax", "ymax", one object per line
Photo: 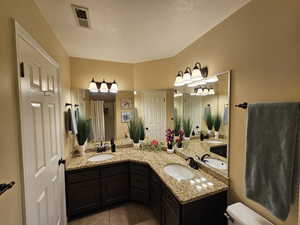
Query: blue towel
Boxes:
[
  {"xmin": 70, "ymin": 109, "xmax": 78, "ymax": 135},
  {"xmin": 223, "ymin": 106, "xmax": 229, "ymax": 125},
  {"xmin": 203, "ymin": 106, "xmax": 211, "ymax": 121},
  {"xmin": 245, "ymin": 102, "xmax": 299, "ymax": 220}
]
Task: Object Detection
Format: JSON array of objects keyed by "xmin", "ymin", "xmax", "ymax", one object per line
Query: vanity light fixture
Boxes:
[
  {"xmin": 109, "ymin": 80, "xmax": 118, "ymax": 93},
  {"xmin": 205, "ymin": 75, "xmax": 219, "ymax": 83},
  {"xmin": 191, "ymin": 63, "xmax": 203, "ymax": 81},
  {"xmin": 100, "ymin": 80, "xmax": 109, "ymax": 93},
  {"xmin": 89, "ymin": 78, "xmax": 119, "ymax": 93},
  {"xmin": 88, "ymin": 78, "xmax": 98, "ymax": 93},
  {"xmin": 188, "ymin": 79, "xmax": 207, "ymax": 87},
  {"xmin": 183, "ymin": 67, "xmax": 192, "ymax": 84},
  {"xmin": 174, "ymin": 71, "xmax": 184, "ymax": 87}
]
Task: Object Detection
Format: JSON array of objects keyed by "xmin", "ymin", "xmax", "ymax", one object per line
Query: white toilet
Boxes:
[{"xmin": 226, "ymin": 202, "xmax": 274, "ymax": 225}]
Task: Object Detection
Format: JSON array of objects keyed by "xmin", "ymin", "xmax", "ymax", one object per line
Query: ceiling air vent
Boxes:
[{"xmin": 72, "ymin": 4, "xmax": 90, "ymax": 28}]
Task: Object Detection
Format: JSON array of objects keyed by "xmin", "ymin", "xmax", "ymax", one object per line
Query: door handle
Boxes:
[{"xmin": 58, "ymin": 158, "xmax": 66, "ymax": 166}]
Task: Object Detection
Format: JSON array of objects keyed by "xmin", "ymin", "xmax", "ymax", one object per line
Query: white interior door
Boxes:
[
  {"xmin": 141, "ymin": 91, "xmax": 166, "ymax": 141},
  {"xmin": 15, "ymin": 22, "xmax": 66, "ymax": 225}
]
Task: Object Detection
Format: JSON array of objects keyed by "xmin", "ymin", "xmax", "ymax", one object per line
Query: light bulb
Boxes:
[
  {"xmin": 174, "ymin": 72, "xmax": 184, "ymax": 87},
  {"xmin": 88, "ymin": 78, "xmax": 98, "ymax": 93},
  {"xmin": 197, "ymin": 88, "xmax": 203, "ymax": 96},
  {"xmin": 183, "ymin": 67, "xmax": 192, "ymax": 84},
  {"xmin": 100, "ymin": 80, "xmax": 108, "ymax": 93},
  {"xmin": 203, "ymin": 88, "xmax": 209, "ymax": 95},
  {"xmin": 109, "ymin": 80, "xmax": 118, "ymax": 93},
  {"xmin": 191, "ymin": 63, "xmax": 203, "ymax": 81},
  {"xmin": 208, "ymin": 88, "xmax": 215, "ymax": 95}
]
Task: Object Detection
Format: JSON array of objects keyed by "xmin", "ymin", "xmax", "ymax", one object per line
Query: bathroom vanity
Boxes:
[{"xmin": 65, "ymin": 148, "xmax": 228, "ymax": 225}]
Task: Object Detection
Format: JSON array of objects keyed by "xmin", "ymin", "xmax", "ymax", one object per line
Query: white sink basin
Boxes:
[
  {"xmin": 206, "ymin": 140, "xmax": 223, "ymax": 144},
  {"xmin": 88, "ymin": 154, "xmax": 114, "ymax": 162},
  {"xmin": 204, "ymin": 158, "xmax": 227, "ymax": 170},
  {"xmin": 164, "ymin": 164, "xmax": 194, "ymax": 181}
]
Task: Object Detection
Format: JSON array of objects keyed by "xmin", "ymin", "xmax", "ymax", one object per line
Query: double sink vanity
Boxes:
[{"xmin": 65, "ymin": 139, "xmax": 229, "ymax": 225}]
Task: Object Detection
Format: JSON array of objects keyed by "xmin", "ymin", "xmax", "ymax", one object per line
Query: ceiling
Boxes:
[{"xmin": 35, "ymin": 0, "xmax": 249, "ymax": 63}]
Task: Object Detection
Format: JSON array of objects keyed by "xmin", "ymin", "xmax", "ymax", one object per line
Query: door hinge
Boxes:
[{"xmin": 20, "ymin": 62, "xmax": 24, "ymax": 78}]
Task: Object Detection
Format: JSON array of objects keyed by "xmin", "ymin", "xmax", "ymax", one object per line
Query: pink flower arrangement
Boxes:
[
  {"xmin": 176, "ymin": 130, "xmax": 184, "ymax": 148},
  {"xmin": 166, "ymin": 128, "xmax": 175, "ymax": 149},
  {"xmin": 151, "ymin": 140, "xmax": 159, "ymax": 146}
]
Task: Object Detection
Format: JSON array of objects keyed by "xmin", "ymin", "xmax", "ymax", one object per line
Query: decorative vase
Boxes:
[
  {"xmin": 133, "ymin": 142, "xmax": 140, "ymax": 149},
  {"xmin": 78, "ymin": 144, "xmax": 85, "ymax": 155},
  {"xmin": 215, "ymin": 131, "xmax": 220, "ymax": 139},
  {"xmin": 177, "ymin": 142, "xmax": 183, "ymax": 149},
  {"xmin": 184, "ymin": 136, "xmax": 190, "ymax": 141},
  {"xmin": 167, "ymin": 148, "xmax": 174, "ymax": 153},
  {"xmin": 208, "ymin": 130, "xmax": 212, "ymax": 136},
  {"xmin": 167, "ymin": 143, "xmax": 174, "ymax": 153}
]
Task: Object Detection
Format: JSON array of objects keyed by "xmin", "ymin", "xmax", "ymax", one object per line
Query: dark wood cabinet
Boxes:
[
  {"xmin": 65, "ymin": 161, "xmax": 227, "ymax": 225},
  {"xmin": 150, "ymin": 171, "xmax": 162, "ymax": 223},
  {"xmin": 102, "ymin": 173, "xmax": 129, "ymax": 206},
  {"xmin": 130, "ymin": 162, "xmax": 150, "ymax": 204},
  {"xmin": 66, "ymin": 174, "xmax": 100, "ymax": 217}
]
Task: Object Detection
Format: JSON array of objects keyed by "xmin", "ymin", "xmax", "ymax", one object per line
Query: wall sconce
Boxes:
[
  {"xmin": 174, "ymin": 63, "xmax": 210, "ymax": 87},
  {"xmin": 88, "ymin": 78, "xmax": 118, "ymax": 93}
]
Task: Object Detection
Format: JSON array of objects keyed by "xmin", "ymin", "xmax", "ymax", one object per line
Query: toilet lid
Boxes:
[{"xmin": 227, "ymin": 203, "xmax": 273, "ymax": 225}]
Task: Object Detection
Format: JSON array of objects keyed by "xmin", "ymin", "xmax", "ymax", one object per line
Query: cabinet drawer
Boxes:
[
  {"xmin": 130, "ymin": 162, "xmax": 149, "ymax": 175},
  {"xmin": 131, "ymin": 188, "xmax": 149, "ymax": 204},
  {"xmin": 101, "ymin": 162, "xmax": 128, "ymax": 178},
  {"xmin": 131, "ymin": 173, "xmax": 149, "ymax": 190},
  {"xmin": 67, "ymin": 168, "xmax": 99, "ymax": 184}
]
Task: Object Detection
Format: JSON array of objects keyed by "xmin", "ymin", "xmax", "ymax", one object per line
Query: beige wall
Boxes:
[
  {"xmin": 133, "ymin": 0, "xmax": 300, "ymax": 224},
  {"xmin": 115, "ymin": 91, "xmax": 135, "ymax": 139},
  {"xmin": 0, "ymin": 0, "xmax": 71, "ymax": 225},
  {"xmin": 70, "ymin": 57, "xmax": 134, "ymax": 91}
]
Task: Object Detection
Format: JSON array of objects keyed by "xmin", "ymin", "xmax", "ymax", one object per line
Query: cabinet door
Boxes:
[
  {"xmin": 67, "ymin": 180, "xmax": 100, "ymax": 217},
  {"xmin": 163, "ymin": 201, "xmax": 180, "ymax": 225},
  {"xmin": 150, "ymin": 173, "xmax": 162, "ymax": 222},
  {"xmin": 102, "ymin": 174, "xmax": 129, "ymax": 206}
]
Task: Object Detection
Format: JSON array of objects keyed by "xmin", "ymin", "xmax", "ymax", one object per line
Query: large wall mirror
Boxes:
[
  {"xmin": 173, "ymin": 71, "xmax": 230, "ymax": 178},
  {"xmin": 71, "ymin": 71, "xmax": 230, "ymax": 178}
]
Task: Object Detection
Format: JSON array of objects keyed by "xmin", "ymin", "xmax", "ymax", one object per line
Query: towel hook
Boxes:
[{"xmin": 235, "ymin": 102, "xmax": 248, "ymax": 109}]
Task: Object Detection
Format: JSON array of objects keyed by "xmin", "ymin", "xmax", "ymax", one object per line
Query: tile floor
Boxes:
[{"xmin": 68, "ymin": 203, "xmax": 159, "ymax": 225}]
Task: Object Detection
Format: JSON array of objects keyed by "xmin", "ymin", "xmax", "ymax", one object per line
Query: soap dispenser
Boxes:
[{"xmin": 111, "ymin": 138, "xmax": 116, "ymax": 152}]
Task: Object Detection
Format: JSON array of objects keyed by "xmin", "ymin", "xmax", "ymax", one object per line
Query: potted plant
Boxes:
[
  {"xmin": 182, "ymin": 118, "xmax": 192, "ymax": 140},
  {"xmin": 128, "ymin": 117, "xmax": 141, "ymax": 149},
  {"xmin": 139, "ymin": 119, "xmax": 145, "ymax": 142},
  {"xmin": 173, "ymin": 117, "xmax": 181, "ymax": 136},
  {"xmin": 76, "ymin": 117, "xmax": 91, "ymax": 154},
  {"xmin": 166, "ymin": 128, "xmax": 175, "ymax": 153},
  {"xmin": 176, "ymin": 130, "xmax": 184, "ymax": 149},
  {"xmin": 206, "ymin": 112, "xmax": 213, "ymax": 135},
  {"xmin": 213, "ymin": 115, "xmax": 222, "ymax": 139}
]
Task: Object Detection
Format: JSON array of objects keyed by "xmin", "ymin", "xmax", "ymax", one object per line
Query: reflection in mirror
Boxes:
[{"xmin": 173, "ymin": 71, "xmax": 230, "ymax": 178}]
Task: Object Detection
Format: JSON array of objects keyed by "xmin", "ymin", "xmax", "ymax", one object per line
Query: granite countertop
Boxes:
[
  {"xmin": 176, "ymin": 139, "xmax": 229, "ymax": 180},
  {"xmin": 66, "ymin": 147, "xmax": 228, "ymax": 204}
]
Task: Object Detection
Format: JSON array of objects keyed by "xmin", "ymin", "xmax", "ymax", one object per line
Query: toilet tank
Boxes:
[{"xmin": 226, "ymin": 203, "xmax": 273, "ymax": 225}]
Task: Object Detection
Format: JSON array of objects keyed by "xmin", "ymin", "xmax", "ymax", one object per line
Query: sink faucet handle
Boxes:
[{"xmin": 200, "ymin": 154, "xmax": 210, "ymax": 162}]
